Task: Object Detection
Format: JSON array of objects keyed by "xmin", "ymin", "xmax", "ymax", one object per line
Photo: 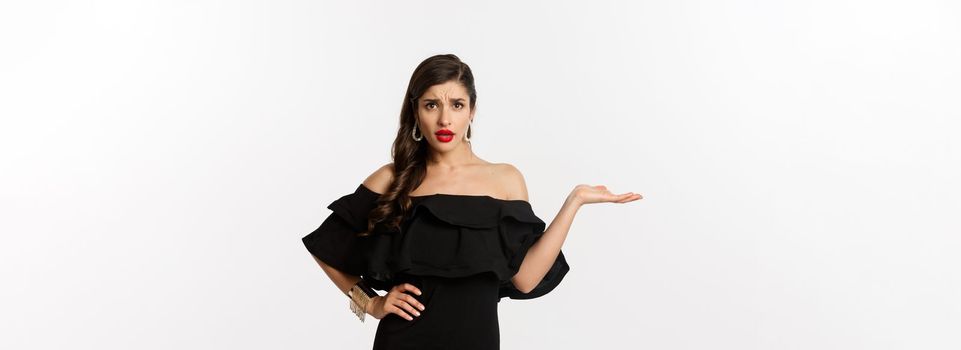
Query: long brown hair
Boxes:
[{"xmin": 361, "ymin": 54, "xmax": 478, "ymax": 236}]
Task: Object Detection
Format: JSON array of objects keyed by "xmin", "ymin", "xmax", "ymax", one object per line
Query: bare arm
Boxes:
[
  {"xmin": 311, "ymin": 254, "xmax": 361, "ymax": 296},
  {"xmin": 510, "ymin": 193, "xmax": 581, "ymax": 293},
  {"xmin": 505, "ymin": 164, "xmax": 643, "ymax": 293}
]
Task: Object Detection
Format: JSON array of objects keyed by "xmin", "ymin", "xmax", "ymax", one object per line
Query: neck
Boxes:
[{"xmin": 427, "ymin": 143, "xmax": 477, "ymax": 170}]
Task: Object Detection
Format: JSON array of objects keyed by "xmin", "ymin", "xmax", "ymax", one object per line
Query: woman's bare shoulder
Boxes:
[
  {"xmin": 494, "ymin": 162, "xmax": 529, "ymax": 201},
  {"xmin": 362, "ymin": 162, "xmax": 394, "ymax": 195}
]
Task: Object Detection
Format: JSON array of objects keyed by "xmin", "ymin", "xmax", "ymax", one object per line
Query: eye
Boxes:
[
  {"xmin": 426, "ymin": 102, "xmax": 436, "ymax": 109},
  {"xmin": 454, "ymin": 103, "xmax": 463, "ymax": 109}
]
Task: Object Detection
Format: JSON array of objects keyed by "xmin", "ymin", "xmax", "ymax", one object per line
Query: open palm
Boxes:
[{"xmin": 572, "ymin": 184, "xmax": 643, "ymax": 205}]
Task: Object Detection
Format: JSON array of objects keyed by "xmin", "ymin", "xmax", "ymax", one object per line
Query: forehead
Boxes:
[{"xmin": 421, "ymin": 81, "xmax": 468, "ymax": 99}]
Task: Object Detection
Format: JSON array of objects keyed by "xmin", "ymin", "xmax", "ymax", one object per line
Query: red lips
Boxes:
[{"xmin": 435, "ymin": 129, "xmax": 454, "ymax": 143}]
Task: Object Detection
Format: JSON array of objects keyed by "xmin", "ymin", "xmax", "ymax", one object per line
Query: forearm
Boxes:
[
  {"xmin": 511, "ymin": 193, "xmax": 581, "ymax": 293},
  {"xmin": 311, "ymin": 254, "xmax": 361, "ymax": 296}
]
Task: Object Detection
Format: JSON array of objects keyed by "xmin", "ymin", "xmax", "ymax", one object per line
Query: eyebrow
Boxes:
[{"xmin": 422, "ymin": 98, "xmax": 466, "ymax": 103}]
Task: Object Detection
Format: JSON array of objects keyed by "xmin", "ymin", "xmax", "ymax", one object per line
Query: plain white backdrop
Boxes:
[{"xmin": 2, "ymin": 1, "xmax": 959, "ymax": 349}]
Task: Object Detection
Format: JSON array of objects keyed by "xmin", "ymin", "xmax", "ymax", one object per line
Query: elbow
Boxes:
[{"xmin": 511, "ymin": 276, "xmax": 536, "ymax": 294}]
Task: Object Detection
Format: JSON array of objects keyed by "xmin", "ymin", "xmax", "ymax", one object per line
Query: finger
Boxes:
[
  {"xmin": 611, "ymin": 193, "xmax": 634, "ymax": 203},
  {"xmin": 401, "ymin": 293, "xmax": 426, "ymax": 311},
  {"xmin": 394, "ymin": 298, "xmax": 422, "ymax": 317},
  {"xmin": 386, "ymin": 303, "xmax": 415, "ymax": 321},
  {"xmin": 400, "ymin": 283, "xmax": 422, "ymax": 296},
  {"xmin": 605, "ymin": 192, "xmax": 631, "ymax": 201},
  {"xmin": 617, "ymin": 193, "xmax": 643, "ymax": 203}
]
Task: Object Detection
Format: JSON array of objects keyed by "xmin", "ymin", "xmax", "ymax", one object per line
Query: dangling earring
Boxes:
[
  {"xmin": 411, "ymin": 125, "xmax": 423, "ymax": 141},
  {"xmin": 464, "ymin": 121, "xmax": 472, "ymax": 142}
]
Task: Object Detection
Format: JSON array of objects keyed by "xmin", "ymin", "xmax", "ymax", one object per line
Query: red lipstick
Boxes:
[{"xmin": 435, "ymin": 129, "xmax": 454, "ymax": 143}]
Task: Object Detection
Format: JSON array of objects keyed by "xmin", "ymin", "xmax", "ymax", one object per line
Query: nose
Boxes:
[{"xmin": 438, "ymin": 106, "xmax": 452, "ymax": 126}]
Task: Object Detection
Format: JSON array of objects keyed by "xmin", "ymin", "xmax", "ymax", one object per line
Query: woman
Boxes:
[{"xmin": 302, "ymin": 54, "xmax": 642, "ymax": 349}]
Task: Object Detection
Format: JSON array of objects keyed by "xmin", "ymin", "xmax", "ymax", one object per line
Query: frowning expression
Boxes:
[{"xmin": 414, "ymin": 80, "xmax": 474, "ymax": 148}]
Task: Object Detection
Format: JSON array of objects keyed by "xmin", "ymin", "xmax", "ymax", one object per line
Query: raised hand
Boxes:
[
  {"xmin": 569, "ymin": 184, "xmax": 643, "ymax": 206},
  {"xmin": 366, "ymin": 283, "xmax": 426, "ymax": 321}
]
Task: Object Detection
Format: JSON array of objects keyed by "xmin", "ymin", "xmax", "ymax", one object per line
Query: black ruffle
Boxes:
[
  {"xmin": 301, "ymin": 184, "xmax": 569, "ymax": 300},
  {"xmin": 301, "ymin": 184, "xmax": 380, "ymax": 278}
]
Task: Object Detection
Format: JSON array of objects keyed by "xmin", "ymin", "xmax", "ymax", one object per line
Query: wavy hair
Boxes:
[{"xmin": 360, "ymin": 54, "xmax": 477, "ymax": 236}]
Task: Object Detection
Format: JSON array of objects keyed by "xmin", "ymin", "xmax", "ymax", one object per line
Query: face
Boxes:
[{"xmin": 414, "ymin": 80, "xmax": 475, "ymax": 150}]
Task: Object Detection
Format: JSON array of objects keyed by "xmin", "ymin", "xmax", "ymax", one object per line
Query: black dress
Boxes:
[{"xmin": 302, "ymin": 183, "xmax": 570, "ymax": 350}]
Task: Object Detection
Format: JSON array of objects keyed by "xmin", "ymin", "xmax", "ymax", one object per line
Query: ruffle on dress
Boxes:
[{"xmin": 302, "ymin": 184, "xmax": 570, "ymax": 300}]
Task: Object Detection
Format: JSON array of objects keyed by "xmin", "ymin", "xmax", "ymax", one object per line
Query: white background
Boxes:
[{"xmin": 2, "ymin": 1, "xmax": 959, "ymax": 349}]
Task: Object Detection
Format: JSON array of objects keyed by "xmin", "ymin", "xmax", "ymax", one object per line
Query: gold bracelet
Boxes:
[{"xmin": 348, "ymin": 280, "xmax": 377, "ymax": 322}]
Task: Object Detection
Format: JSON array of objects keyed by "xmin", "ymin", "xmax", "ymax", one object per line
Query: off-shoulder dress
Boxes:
[{"xmin": 302, "ymin": 183, "xmax": 570, "ymax": 350}]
